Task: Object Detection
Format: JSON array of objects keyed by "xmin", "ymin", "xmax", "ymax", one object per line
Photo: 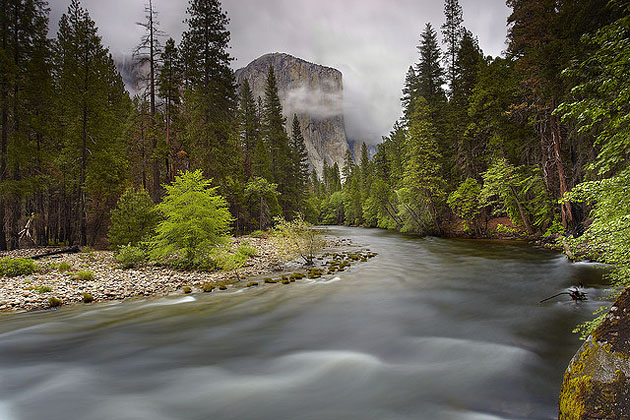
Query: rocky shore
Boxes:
[{"xmin": 0, "ymin": 236, "xmax": 349, "ymax": 313}]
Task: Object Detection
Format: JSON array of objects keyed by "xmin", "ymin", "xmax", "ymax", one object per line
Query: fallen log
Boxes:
[{"xmin": 30, "ymin": 245, "xmax": 80, "ymax": 260}]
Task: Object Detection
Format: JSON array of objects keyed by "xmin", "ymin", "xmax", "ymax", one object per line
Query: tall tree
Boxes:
[
  {"xmin": 157, "ymin": 37, "xmax": 182, "ymax": 182},
  {"xmin": 133, "ymin": 0, "xmax": 163, "ymax": 202},
  {"xmin": 290, "ymin": 114, "xmax": 309, "ymax": 195},
  {"xmin": 238, "ymin": 79, "xmax": 259, "ymax": 179},
  {"xmin": 441, "ymin": 0, "xmax": 464, "ymax": 94},
  {"xmin": 179, "ymin": 0, "xmax": 237, "ymax": 182},
  {"xmin": 416, "ymin": 23, "xmax": 446, "ymax": 104}
]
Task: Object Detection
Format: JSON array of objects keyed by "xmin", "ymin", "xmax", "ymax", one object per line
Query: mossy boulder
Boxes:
[
  {"xmin": 264, "ymin": 278, "xmax": 278, "ymax": 284},
  {"xmin": 182, "ymin": 286, "xmax": 192, "ymax": 294},
  {"xmin": 246, "ymin": 281, "xmax": 258, "ymax": 287},
  {"xmin": 202, "ymin": 283, "xmax": 215, "ymax": 292},
  {"xmin": 559, "ymin": 288, "xmax": 630, "ymax": 419},
  {"xmin": 219, "ymin": 285, "xmax": 227, "ymax": 290}
]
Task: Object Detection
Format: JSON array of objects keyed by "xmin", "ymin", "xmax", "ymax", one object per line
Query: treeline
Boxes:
[
  {"xmin": 316, "ymin": 0, "xmax": 628, "ymax": 244},
  {"xmin": 0, "ymin": 0, "xmax": 312, "ymax": 249}
]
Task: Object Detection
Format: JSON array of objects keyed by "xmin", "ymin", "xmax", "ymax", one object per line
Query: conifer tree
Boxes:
[
  {"xmin": 238, "ymin": 79, "xmax": 259, "ymax": 179},
  {"xmin": 158, "ymin": 37, "xmax": 182, "ymax": 182},
  {"xmin": 416, "ymin": 23, "xmax": 446, "ymax": 105},
  {"xmin": 290, "ymin": 114, "xmax": 309, "ymax": 195},
  {"xmin": 179, "ymin": 0, "xmax": 237, "ymax": 182},
  {"xmin": 441, "ymin": 0, "xmax": 464, "ymax": 94}
]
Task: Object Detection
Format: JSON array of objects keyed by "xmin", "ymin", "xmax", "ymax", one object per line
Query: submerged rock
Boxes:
[{"xmin": 559, "ymin": 288, "xmax": 630, "ymax": 419}]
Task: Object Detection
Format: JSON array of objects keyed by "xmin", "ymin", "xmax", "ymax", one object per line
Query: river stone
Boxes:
[{"xmin": 558, "ymin": 288, "xmax": 630, "ymax": 419}]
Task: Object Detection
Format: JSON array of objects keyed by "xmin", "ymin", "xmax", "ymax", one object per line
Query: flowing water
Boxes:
[{"xmin": 0, "ymin": 227, "xmax": 609, "ymax": 420}]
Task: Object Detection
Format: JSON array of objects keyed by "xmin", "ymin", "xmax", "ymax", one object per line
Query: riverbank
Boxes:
[{"xmin": 0, "ymin": 235, "xmax": 352, "ymax": 313}]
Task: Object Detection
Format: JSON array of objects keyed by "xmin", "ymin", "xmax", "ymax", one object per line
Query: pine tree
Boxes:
[
  {"xmin": 133, "ymin": 0, "xmax": 163, "ymax": 202},
  {"xmin": 441, "ymin": 0, "xmax": 464, "ymax": 94},
  {"xmin": 416, "ymin": 23, "xmax": 446, "ymax": 105},
  {"xmin": 401, "ymin": 66, "xmax": 419, "ymax": 120},
  {"xmin": 238, "ymin": 79, "xmax": 259, "ymax": 179},
  {"xmin": 290, "ymin": 114, "xmax": 309, "ymax": 194},
  {"xmin": 262, "ymin": 66, "xmax": 292, "ymax": 215},
  {"xmin": 55, "ymin": 0, "xmax": 131, "ymax": 245},
  {"xmin": 158, "ymin": 37, "xmax": 182, "ymax": 182},
  {"xmin": 179, "ymin": 0, "xmax": 237, "ymax": 182}
]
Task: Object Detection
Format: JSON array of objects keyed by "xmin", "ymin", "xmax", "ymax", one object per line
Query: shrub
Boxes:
[
  {"xmin": 447, "ymin": 178, "xmax": 481, "ymax": 232},
  {"xmin": 115, "ymin": 244, "xmax": 147, "ymax": 269},
  {"xmin": 238, "ymin": 241, "xmax": 257, "ymax": 257},
  {"xmin": 48, "ymin": 297, "xmax": 62, "ymax": 307},
  {"xmin": 108, "ymin": 187, "xmax": 158, "ymax": 250},
  {"xmin": 58, "ymin": 262, "xmax": 74, "ymax": 272},
  {"xmin": 0, "ymin": 257, "xmax": 37, "ymax": 277},
  {"xmin": 148, "ymin": 170, "xmax": 232, "ymax": 269},
  {"xmin": 250, "ymin": 230, "xmax": 265, "ymax": 238},
  {"xmin": 271, "ymin": 216, "xmax": 325, "ymax": 265},
  {"xmin": 82, "ymin": 292, "xmax": 94, "ymax": 303},
  {"xmin": 74, "ymin": 270, "xmax": 95, "ymax": 281}
]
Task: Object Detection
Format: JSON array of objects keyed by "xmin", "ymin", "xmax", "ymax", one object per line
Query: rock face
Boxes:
[
  {"xmin": 235, "ymin": 53, "xmax": 349, "ymax": 177},
  {"xmin": 558, "ymin": 288, "xmax": 630, "ymax": 419}
]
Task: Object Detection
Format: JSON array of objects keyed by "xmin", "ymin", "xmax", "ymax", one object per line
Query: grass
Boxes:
[
  {"xmin": 48, "ymin": 297, "xmax": 62, "ymax": 308},
  {"xmin": 33, "ymin": 285, "xmax": 53, "ymax": 293},
  {"xmin": 0, "ymin": 257, "xmax": 37, "ymax": 277},
  {"xmin": 58, "ymin": 262, "xmax": 73, "ymax": 272},
  {"xmin": 74, "ymin": 270, "xmax": 95, "ymax": 281}
]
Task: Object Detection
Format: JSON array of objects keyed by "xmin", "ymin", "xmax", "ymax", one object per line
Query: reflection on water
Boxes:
[{"xmin": 0, "ymin": 227, "xmax": 609, "ymax": 420}]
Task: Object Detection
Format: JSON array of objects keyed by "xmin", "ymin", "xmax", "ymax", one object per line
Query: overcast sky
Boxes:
[{"xmin": 48, "ymin": 0, "xmax": 511, "ymax": 144}]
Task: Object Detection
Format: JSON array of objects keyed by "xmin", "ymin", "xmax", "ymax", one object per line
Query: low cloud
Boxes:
[{"xmin": 284, "ymin": 83, "xmax": 344, "ymax": 120}]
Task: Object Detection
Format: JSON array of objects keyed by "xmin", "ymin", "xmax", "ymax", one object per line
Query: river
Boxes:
[{"xmin": 0, "ymin": 226, "xmax": 609, "ymax": 420}]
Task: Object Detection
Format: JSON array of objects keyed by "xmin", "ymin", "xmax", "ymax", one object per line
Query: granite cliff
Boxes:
[{"xmin": 235, "ymin": 53, "xmax": 350, "ymax": 177}]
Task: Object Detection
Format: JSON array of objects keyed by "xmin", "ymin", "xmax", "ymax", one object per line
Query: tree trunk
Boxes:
[{"xmin": 550, "ymin": 97, "xmax": 574, "ymax": 229}]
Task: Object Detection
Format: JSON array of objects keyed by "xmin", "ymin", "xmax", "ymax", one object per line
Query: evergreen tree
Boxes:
[
  {"xmin": 290, "ymin": 114, "xmax": 309, "ymax": 195},
  {"xmin": 261, "ymin": 66, "xmax": 292, "ymax": 215},
  {"xmin": 441, "ymin": 0, "xmax": 464, "ymax": 94},
  {"xmin": 401, "ymin": 66, "xmax": 419, "ymax": 120},
  {"xmin": 133, "ymin": 0, "xmax": 163, "ymax": 201},
  {"xmin": 238, "ymin": 79, "xmax": 259, "ymax": 179},
  {"xmin": 55, "ymin": 0, "xmax": 131, "ymax": 245},
  {"xmin": 416, "ymin": 23, "xmax": 446, "ymax": 104},
  {"xmin": 157, "ymin": 37, "xmax": 182, "ymax": 182},
  {"xmin": 179, "ymin": 0, "xmax": 238, "ymax": 183}
]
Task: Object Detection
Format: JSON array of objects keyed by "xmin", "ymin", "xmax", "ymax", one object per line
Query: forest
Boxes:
[{"xmin": 1, "ymin": 0, "xmax": 629, "ymax": 293}]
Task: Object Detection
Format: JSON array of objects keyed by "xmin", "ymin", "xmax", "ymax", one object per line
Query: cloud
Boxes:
[
  {"xmin": 284, "ymin": 82, "xmax": 344, "ymax": 120},
  {"xmin": 48, "ymin": 0, "xmax": 511, "ymax": 145}
]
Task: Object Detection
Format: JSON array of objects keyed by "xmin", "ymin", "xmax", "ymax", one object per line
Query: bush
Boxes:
[
  {"xmin": 271, "ymin": 216, "xmax": 325, "ymax": 265},
  {"xmin": 148, "ymin": 170, "xmax": 232, "ymax": 269},
  {"xmin": 0, "ymin": 257, "xmax": 37, "ymax": 277},
  {"xmin": 82, "ymin": 292, "xmax": 94, "ymax": 303},
  {"xmin": 108, "ymin": 187, "xmax": 158, "ymax": 250},
  {"xmin": 74, "ymin": 270, "xmax": 95, "ymax": 281},
  {"xmin": 115, "ymin": 244, "xmax": 147, "ymax": 269},
  {"xmin": 250, "ymin": 230, "xmax": 265, "ymax": 238}
]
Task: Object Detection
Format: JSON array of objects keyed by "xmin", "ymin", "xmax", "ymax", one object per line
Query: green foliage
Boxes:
[
  {"xmin": 58, "ymin": 262, "xmax": 74, "ymax": 272},
  {"xmin": 543, "ymin": 220, "xmax": 565, "ymax": 238},
  {"xmin": 148, "ymin": 170, "xmax": 232, "ymax": 269},
  {"xmin": 115, "ymin": 244, "xmax": 147, "ymax": 269},
  {"xmin": 244, "ymin": 177, "xmax": 281, "ymax": 231},
  {"xmin": 108, "ymin": 188, "xmax": 158, "ymax": 249},
  {"xmin": 479, "ymin": 158, "xmax": 553, "ymax": 232},
  {"xmin": 271, "ymin": 216, "xmax": 325, "ymax": 265},
  {"xmin": 0, "ymin": 258, "xmax": 37, "ymax": 277},
  {"xmin": 48, "ymin": 297, "xmax": 63, "ymax": 308},
  {"xmin": 74, "ymin": 270, "xmax": 95, "ymax": 281},
  {"xmin": 82, "ymin": 292, "xmax": 94, "ymax": 303},
  {"xmin": 447, "ymin": 178, "xmax": 481, "ymax": 231},
  {"xmin": 33, "ymin": 285, "xmax": 52, "ymax": 293}
]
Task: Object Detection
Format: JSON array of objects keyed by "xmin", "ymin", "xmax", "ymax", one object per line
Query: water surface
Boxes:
[{"xmin": 0, "ymin": 227, "xmax": 608, "ymax": 420}]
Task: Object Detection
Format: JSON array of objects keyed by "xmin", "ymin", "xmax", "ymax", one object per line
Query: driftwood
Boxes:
[{"xmin": 30, "ymin": 246, "xmax": 80, "ymax": 260}]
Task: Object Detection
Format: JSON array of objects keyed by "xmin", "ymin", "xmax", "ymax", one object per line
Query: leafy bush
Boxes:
[
  {"xmin": 147, "ymin": 170, "xmax": 232, "ymax": 269},
  {"xmin": 114, "ymin": 244, "xmax": 147, "ymax": 269},
  {"xmin": 447, "ymin": 178, "xmax": 481, "ymax": 232},
  {"xmin": 0, "ymin": 257, "xmax": 37, "ymax": 277},
  {"xmin": 108, "ymin": 187, "xmax": 158, "ymax": 250},
  {"xmin": 250, "ymin": 230, "xmax": 265, "ymax": 238},
  {"xmin": 543, "ymin": 220, "xmax": 565, "ymax": 238},
  {"xmin": 271, "ymin": 216, "xmax": 325, "ymax": 265},
  {"xmin": 74, "ymin": 270, "xmax": 95, "ymax": 281}
]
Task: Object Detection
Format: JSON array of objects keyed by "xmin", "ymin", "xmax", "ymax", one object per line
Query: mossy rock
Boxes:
[
  {"xmin": 182, "ymin": 286, "xmax": 192, "ymax": 294},
  {"xmin": 219, "ymin": 285, "xmax": 227, "ymax": 290},
  {"xmin": 202, "ymin": 283, "xmax": 215, "ymax": 292},
  {"xmin": 289, "ymin": 272, "xmax": 304, "ymax": 280},
  {"xmin": 559, "ymin": 288, "xmax": 630, "ymax": 419},
  {"xmin": 82, "ymin": 292, "xmax": 94, "ymax": 303},
  {"xmin": 281, "ymin": 279, "xmax": 290, "ymax": 284},
  {"xmin": 290, "ymin": 278, "xmax": 295, "ymax": 283},
  {"xmin": 48, "ymin": 297, "xmax": 63, "ymax": 308},
  {"xmin": 264, "ymin": 278, "xmax": 278, "ymax": 284},
  {"xmin": 247, "ymin": 282, "xmax": 259, "ymax": 287}
]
